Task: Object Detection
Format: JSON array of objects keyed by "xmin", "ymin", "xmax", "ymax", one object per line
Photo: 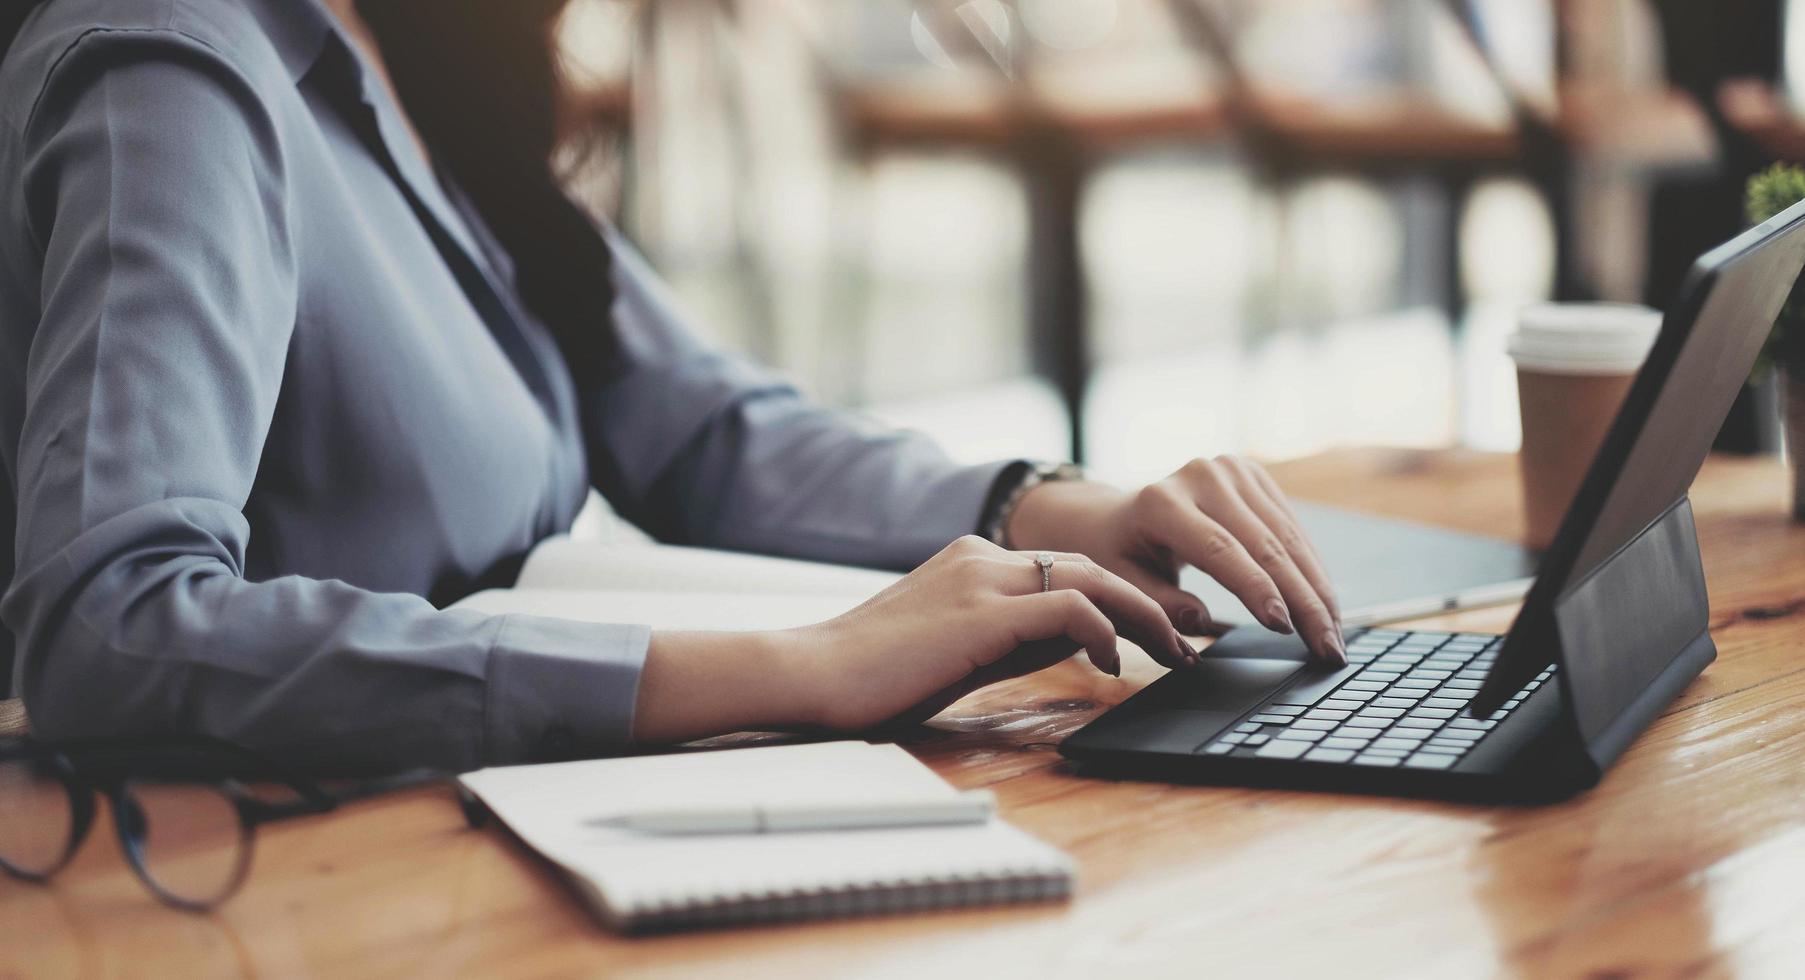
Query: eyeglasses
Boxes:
[{"xmin": 0, "ymin": 735, "xmax": 486, "ymax": 911}]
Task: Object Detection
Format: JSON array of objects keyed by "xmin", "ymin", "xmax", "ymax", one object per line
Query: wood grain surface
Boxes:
[{"xmin": 3, "ymin": 449, "xmax": 1802, "ymax": 979}]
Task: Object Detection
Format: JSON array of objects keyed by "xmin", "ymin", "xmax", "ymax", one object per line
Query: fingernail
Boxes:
[
  {"xmin": 1110, "ymin": 658, "xmax": 1122, "ymax": 677},
  {"xmin": 1174, "ymin": 633, "xmax": 1199, "ymax": 666},
  {"xmin": 1321, "ymin": 630, "xmax": 1347, "ymax": 666},
  {"xmin": 1264, "ymin": 599, "xmax": 1294, "ymax": 634},
  {"xmin": 1179, "ymin": 607, "xmax": 1204, "ymax": 634}
]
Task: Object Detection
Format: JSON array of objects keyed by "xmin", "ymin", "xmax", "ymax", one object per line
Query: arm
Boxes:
[
  {"xmin": 569, "ymin": 221, "xmax": 1345, "ymax": 663},
  {"xmin": 576, "ymin": 233, "xmax": 1018, "ymax": 571},
  {"xmin": 4, "ymin": 30, "xmax": 643, "ymax": 774}
]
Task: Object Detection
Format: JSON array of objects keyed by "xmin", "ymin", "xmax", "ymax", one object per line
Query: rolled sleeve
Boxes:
[{"xmin": 484, "ymin": 615, "xmax": 650, "ymax": 763}]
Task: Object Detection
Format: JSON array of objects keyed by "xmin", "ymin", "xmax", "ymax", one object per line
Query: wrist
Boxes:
[
  {"xmin": 1005, "ymin": 479, "xmax": 1127, "ymax": 553},
  {"xmin": 635, "ymin": 627, "xmax": 832, "ymax": 742},
  {"xmin": 983, "ymin": 461, "xmax": 1083, "ymax": 547},
  {"xmin": 759, "ymin": 624, "xmax": 837, "ymax": 730}
]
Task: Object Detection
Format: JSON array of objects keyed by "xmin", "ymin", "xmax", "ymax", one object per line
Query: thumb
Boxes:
[{"xmin": 1117, "ymin": 563, "xmax": 1213, "ymax": 637}]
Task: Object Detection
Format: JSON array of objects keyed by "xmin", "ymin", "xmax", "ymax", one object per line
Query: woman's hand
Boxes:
[
  {"xmin": 631, "ymin": 536, "xmax": 1197, "ymax": 742},
  {"xmin": 1003, "ymin": 456, "xmax": 1346, "ymax": 665}
]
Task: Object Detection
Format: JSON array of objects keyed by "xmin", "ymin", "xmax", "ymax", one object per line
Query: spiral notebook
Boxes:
[{"xmin": 459, "ymin": 741, "xmax": 1074, "ymax": 932}]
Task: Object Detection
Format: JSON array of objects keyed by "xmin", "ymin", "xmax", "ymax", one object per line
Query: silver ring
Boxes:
[{"xmin": 1035, "ymin": 551, "xmax": 1055, "ymax": 592}]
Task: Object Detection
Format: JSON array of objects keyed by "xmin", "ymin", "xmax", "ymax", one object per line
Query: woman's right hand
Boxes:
[
  {"xmin": 632, "ymin": 536, "xmax": 1198, "ymax": 744},
  {"xmin": 783, "ymin": 536, "xmax": 1197, "ymax": 732}
]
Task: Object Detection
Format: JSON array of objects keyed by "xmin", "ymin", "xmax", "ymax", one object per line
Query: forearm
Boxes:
[
  {"xmin": 578, "ymin": 229, "xmax": 1015, "ymax": 569},
  {"xmin": 8, "ymin": 527, "xmax": 649, "ymax": 774},
  {"xmin": 631, "ymin": 628, "xmax": 825, "ymax": 742}
]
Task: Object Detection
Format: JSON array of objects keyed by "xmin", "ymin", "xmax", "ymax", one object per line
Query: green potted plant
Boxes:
[{"xmin": 1745, "ymin": 163, "xmax": 1805, "ymax": 520}]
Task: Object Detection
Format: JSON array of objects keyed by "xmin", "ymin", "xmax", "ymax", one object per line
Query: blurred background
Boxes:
[{"xmin": 551, "ymin": 0, "xmax": 1799, "ymax": 486}]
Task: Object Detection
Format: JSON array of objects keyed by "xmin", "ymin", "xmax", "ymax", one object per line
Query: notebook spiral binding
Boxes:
[{"xmin": 618, "ymin": 869, "xmax": 1073, "ymax": 933}]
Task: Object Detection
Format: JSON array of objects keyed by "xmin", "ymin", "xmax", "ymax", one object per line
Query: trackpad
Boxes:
[
  {"xmin": 1141, "ymin": 657, "xmax": 1305, "ymax": 713},
  {"xmin": 1075, "ymin": 658, "xmax": 1303, "ymax": 754}
]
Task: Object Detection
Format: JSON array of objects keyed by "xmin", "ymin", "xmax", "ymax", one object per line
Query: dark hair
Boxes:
[
  {"xmin": 0, "ymin": 0, "xmax": 619, "ymax": 383},
  {"xmin": 358, "ymin": 0, "xmax": 617, "ymax": 383}
]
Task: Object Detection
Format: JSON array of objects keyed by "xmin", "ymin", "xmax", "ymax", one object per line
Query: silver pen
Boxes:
[{"xmin": 588, "ymin": 789, "xmax": 996, "ymax": 835}]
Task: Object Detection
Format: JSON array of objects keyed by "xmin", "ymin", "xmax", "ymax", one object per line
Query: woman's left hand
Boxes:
[{"xmin": 1003, "ymin": 456, "xmax": 1346, "ymax": 665}]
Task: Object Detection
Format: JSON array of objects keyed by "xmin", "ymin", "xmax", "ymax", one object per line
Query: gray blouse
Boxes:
[{"xmin": 0, "ymin": 0, "xmax": 1010, "ymax": 773}]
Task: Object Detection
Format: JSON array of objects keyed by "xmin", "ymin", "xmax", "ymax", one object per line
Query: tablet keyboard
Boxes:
[{"xmin": 1200, "ymin": 629, "xmax": 1555, "ymax": 770}]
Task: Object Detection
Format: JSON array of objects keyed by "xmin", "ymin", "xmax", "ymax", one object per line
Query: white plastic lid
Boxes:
[{"xmin": 1507, "ymin": 303, "xmax": 1662, "ymax": 376}]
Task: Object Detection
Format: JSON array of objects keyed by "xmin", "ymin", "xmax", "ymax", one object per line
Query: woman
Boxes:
[{"xmin": 0, "ymin": 0, "xmax": 1342, "ymax": 773}]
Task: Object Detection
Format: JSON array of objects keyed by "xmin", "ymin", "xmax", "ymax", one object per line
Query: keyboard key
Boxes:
[
  {"xmin": 1291, "ymin": 719, "xmax": 1338, "ymax": 732},
  {"xmin": 1276, "ymin": 729, "xmax": 1327, "ymax": 742},
  {"xmin": 1355, "ymin": 706, "xmax": 1405, "ymax": 719},
  {"xmin": 1430, "ymin": 729, "xmax": 1483, "ymax": 742},
  {"xmin": 1305, "ymin": 748, "xmax": 1356, "ymax": 764},
  {"xmin": 1204, "ymin": 742, "xmax": 1235, "ymax": 755},
  {"xmin": 1448, "ymin": 718, "xmax": 1496, "ymax": 731},
  {"xmin": 1394, "ymin": 717, "xmax": 1443, "ymax": 730},
  {"xmin": 1330, "ymin": 689, "xmax": 1377, "ymax": 702},
  {"xmin": 1383, "ymin": 727, "xmax": 1431, "ymax": 741},
  {"xmin": 1409, "ymin": 707, "xmax": 1456, "ymax": 720},
  {"xmin": 1341, "ymin": 680, "xmax": 1387, "ymax": 692},
  {"xmin": 1405, "ymin": 754, "xmax": 1457, "ymax": 770},
  {"xmin": 1303, "ymin": 709, "xmax": 1351, "ymax": 721},
  {"xmin": 1361, "ymin": 671, "xmax": 1403, "ymax": 684},
  {"xmin": 1243, "ymin": 733, "xmax": 1271, "ymax": 746},
  {"xmin": 1341, "ymin": 717, "xmax": 1390, "ymax": 730},
  {"xmin": 1424, "ymin": 697, "xmax": 1470, "ymax": 710},
  {"xmin": 1394, "ymin": 678, "xmax": 1438, "ymax": 691},
  {"xmin": 1414, "ymin": 744, "xmax": 1463, "ymax": 756},
  {"xmin": 1264, "ymin": 705, "xmax": 1308, "ymax": 716},
  {"xmin": 1249, "ymin": 714, "xmax": 1297, "ymax": 725},
  {"xmin": 1218, "ymin": 732, "xmax": 1247, "ymax": 745},
  {"xmin": 1353, "ymin": 754, "xmax": 1402, "ymax": 767},
  {"xmin": 1256, "ymin": 740, "xmax": 1311, "ymax": 759},
  {"xmin": 1236, "ymin": 722, "xmax": 1262, "ymax": 733},
  {"xmin": 1374, "ymin": 697, "xmax": 1420, "ymax": 709},
  {"xmin": 1443, "ymin": 678, "xmax": 1483, "ymax": 690},
  {"xmin": 1320, "ymin": 737, "xmax": 1371, "ymax": 751},
  {"xmin": 1317, "ymin": 699, "xmax": 1364, "ymax": 712},
  {"xmin": 1368, "ymin": 738, "xmax": 1419, "ymax": 752}
]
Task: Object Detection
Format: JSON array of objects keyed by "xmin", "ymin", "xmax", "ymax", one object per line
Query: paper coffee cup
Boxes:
[{"xmin": 1509, "ymin": 303, "xmax": 1661, "ymax": 550}]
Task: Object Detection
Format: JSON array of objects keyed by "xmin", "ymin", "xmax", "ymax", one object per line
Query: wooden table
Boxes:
[{"xmin": 5, "ymin": 448, "xmax": 1803, "ymax": 978}]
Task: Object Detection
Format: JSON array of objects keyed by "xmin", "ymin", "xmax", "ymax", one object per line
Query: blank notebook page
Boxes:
[{"xmin": 460, "ymin": 742, "xmax": 1074, "ymax": 931}]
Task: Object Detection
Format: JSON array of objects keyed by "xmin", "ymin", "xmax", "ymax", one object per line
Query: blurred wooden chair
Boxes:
[
  {"xmin": 0, "ymin": 698, "xmax": 26, "ymax": 739},
  {"xmin": 636, "ymin": 0, "xmax": 1722, "ymax": 459}
]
